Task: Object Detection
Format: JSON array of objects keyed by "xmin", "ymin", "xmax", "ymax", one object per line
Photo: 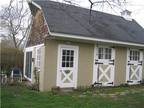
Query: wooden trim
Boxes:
[
  {"xmin": 24, "ymin": 47, "xmax": 33, "ymax": 81},
  {"xmin": 24, "ymin": 44, "xmax": 44, "ymax": 82},
  {"xmin": 50, "ymin": 32, "xmax": 144, "ymax": 47}
]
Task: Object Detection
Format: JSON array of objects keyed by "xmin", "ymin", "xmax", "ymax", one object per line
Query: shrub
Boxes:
[{"xmin": 0, "ymin": 47, "xmax": 24, "ymax": 76}]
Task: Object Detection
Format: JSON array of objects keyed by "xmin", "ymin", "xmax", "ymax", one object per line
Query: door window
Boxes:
[
  {"xmin": 62, "ymin": 50, "xmax": 74, "ymax": 67},
  {"xmin": 129, "ymin": 50, "xmax": 140, "ymax": 61},
  {"xmin": 98, "ymin": 48, "xmax": 112, "ymax": 59}
]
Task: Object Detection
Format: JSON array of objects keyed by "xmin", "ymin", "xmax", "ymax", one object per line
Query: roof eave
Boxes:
[
  {"xmin": 49, "ymin": 32, "xmax": 144, "ymax": 47},
  {"xmin": 27, "ymin": 0, "xmax": 42, "ymax": 10}
]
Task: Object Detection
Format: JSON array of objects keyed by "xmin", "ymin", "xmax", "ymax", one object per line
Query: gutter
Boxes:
[{"xmin": 50, "ymin": 32, "xmax": 144, "ymax": 47}]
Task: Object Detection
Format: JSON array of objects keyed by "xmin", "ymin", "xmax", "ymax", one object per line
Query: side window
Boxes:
[
  {"xmin": 130, "ymin": 50, "xmax": 140, "ymax": 61},
  {"xmin": 36, "ymin": 48, "xmax": 41, "ymax": 69}
]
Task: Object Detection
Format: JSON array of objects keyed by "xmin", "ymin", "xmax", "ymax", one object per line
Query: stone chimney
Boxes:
[{"xmin": 121, "ymin": 9, "xmax": 132, "ymax": 21}]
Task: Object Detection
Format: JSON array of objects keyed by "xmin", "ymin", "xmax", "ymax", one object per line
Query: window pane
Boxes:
[
  {"xmin": 62, "ymin": 56, "xmax": 65, "ymax": 61},
  {"xmin": 36, "ymin": 48, "xmax": 41, "ymax": 68},
  {"xmin": 70, "ymin": 61, "xmax": 73, "ymax": 67},
  {"xmin": 98, "ymin": 54, "xmax": 102, "ymax": 59},
  {"xmin": 25, "ymin": 52, "xmax": 32, "ymax": 78},
  {"xmin": 137, "ymin": 52, "xmax": 140, "ymax": 61},
  {"xmin": 63, "ymin": 50, "xmax": 66, "ymax": 55},
  {"xmin": 98, "ymin": 48, "xmax": 103, "ymax": 59},
  {"xmin": 108, "ymin": 49, "xmax": 112, "ymax": 59},
  {"xmin": 130, "ymin": 50, "xmax": 140, "ymax": 61},
  {"xmin": 62, "ymin": 62, "xmax": 65, "ymax": 67},
  {"xmin": 71, "ymin": 51, "xmax": 74, "ymax": 56},
  {"xmin": 67, "ymin": 50, "xmax": 70, "ymax": 55},
  {"xmin": 66, "ymin": 62, "xmax": 69, "ymax": 67},
  {"xmin": 62, "ymin": 49, "xmax": 75, "ymax": 67},
  {"xmin": 70, "ymin": 57, "xmax": 74, "ymax": 61},
  {"xmin": 66, "ymin": 56, "xmax": 70, "ymax": 61},
  {"xmin": 105, "ymin": 54, "xmax": 108, "ymax": 59},
  {"xmin": 105, "ymin": 48, "xmax": 109, "ymax": 59}
]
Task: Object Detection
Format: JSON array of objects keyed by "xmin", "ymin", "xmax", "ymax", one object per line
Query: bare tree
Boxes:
[
  {"xmin": 0, "ymin": 0, "xmax": 31, "ymax": 48},
  {"xmin": 61, "ymin": 0, "xmax": 127, "ymax": 14},
  {"xmin": 88, "ymin": 0, "xmax": 127, "ymax": 13}
]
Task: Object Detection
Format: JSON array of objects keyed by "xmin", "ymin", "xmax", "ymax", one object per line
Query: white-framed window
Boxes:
[
  {"xmin": 129, "ymin": 50, "xmax": 140, "ymax": 61},
  {"xmin": 36, "ymin": 48, "xmax": 41, "ymax": 69},
  {"xmin": 25, "ymin": 51, "xmax": 32, "ymax": 79},
  {"xmin": 98, "ymin": 48, "xmax": 112, "ymax": 59},
  {"xmin": 61, "ymin": 49, "xmax": 74, "ymax": 67}
]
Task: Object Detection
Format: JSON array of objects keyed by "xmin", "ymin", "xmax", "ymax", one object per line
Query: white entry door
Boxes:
[
  {"xmin": 93, "ymin": 46, "xmax": 115, "ymax": 86},
  {"xmin": 126, "ymin": 49, "xmax": 143, "ymax": 84},
  {"xmin": 57, "ymin": 45, "xmax": 78, "ymax": 88}
]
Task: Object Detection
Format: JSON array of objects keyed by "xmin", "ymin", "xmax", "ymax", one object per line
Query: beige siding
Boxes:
[
  {"xmin": 77, "ymin": 44, "xmax": 94, "ymax": 87},
  {"xmin": 39, "ymin": 39, "xmax": 144, "ymax": 91},
  {"xmin": 41, "ymin": 40, "xmax": 58, "ymax": 91},
  {"xmin": 40, "ymin": 39, "xmax": 94, "ymax": 91},
  {"xmin": 114, "ymin": 47, "xmax": 127, "ymax": 85}
]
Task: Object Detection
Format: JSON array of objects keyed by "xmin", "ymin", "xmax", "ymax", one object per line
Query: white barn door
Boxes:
[
  {"xmin": 93, "ymin": 46, "xmax": 115, "ymax": 86},
  {"xmin": 126, "ymin": 49, "xmax": 143, "ymax": 84},
  {"xmin": 57, "ymin": 45, "xmax": 78, "ymax": 88}
]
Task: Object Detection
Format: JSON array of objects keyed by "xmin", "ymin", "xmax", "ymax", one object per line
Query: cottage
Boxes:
[{"xmin": 24, "ymin": 0, "xmax": 144, "ymax": 91}]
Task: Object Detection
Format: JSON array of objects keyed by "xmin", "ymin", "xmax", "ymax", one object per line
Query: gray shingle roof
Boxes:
[{"xmin": 33, "ymin": 0, "xmax": 144, "ymax": 44}]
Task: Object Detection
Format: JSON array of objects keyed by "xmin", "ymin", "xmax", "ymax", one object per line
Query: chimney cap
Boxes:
[
  {"xmin": 121, "ymin": 9, "xmax": 132, "ymax": 21},
  {"xmin": 121, "ymin": 9, "xmax": 132, "ymax": 15}
]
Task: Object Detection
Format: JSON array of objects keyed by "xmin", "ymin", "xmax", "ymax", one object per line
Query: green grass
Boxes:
[{"xmin": 1, "ymin": 85, "xmax": 144, "ymax": 108}]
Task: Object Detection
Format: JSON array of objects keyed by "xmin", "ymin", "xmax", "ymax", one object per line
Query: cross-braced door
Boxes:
[
  {"xmin": 57, "ymin": 45, "xmax": 78, "ymax": 88},
  {"xmin": 93, "ymin": 47, "xmax": 115, "ymax": 86},
  {"xmin": 126, "ymin": 49, "xmax": 143, "ymax": 84}
]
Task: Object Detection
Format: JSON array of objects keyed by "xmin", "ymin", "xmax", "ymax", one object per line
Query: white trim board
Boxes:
[
  {"xmin": 24, "ymin": 44, "xmax": 44, "ymax": 82},
  {"xmin": 24, "ymin": 47, "xmax": 33, "ymax": 82},
  {"xmin": 28, "ymin": 1, "xmax": 42, "ymax": 10},
  {"xmin": 25, "ymin": 44, "xmax": 44, "ymax": 50},
  {"xmin": 50, "ymin": 32, "xmax": 144, "ymax": 47}
]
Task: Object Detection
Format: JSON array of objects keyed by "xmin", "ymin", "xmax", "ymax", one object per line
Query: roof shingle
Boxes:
[{"xmin": 33, "ymin": 0, "xmax": 144, "ymax": 44}]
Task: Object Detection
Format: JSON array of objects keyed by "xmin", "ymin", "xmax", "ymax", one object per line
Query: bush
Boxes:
[{"xmin": 0, "ymin": 47, "xmax": 24, "ymax": 76}]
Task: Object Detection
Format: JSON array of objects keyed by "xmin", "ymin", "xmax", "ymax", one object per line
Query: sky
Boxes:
[{"xmin": 0, "ymin": 0, "xmax": 144, "ymax": 28}]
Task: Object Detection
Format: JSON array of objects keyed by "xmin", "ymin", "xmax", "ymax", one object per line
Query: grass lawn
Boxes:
[{"xmin": 1, "ymin": 84, "xmax": 144, "ymax": 108}]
